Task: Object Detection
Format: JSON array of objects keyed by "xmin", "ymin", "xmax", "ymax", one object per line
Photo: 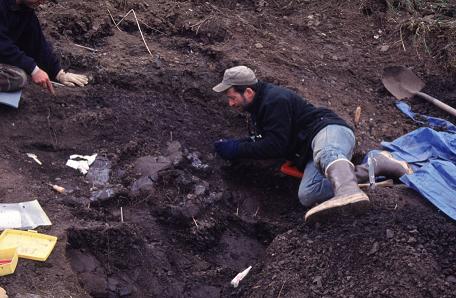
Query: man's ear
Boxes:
[{"xmin": 244, "ymin": 88, "xmax": 255, "ymax": 102}]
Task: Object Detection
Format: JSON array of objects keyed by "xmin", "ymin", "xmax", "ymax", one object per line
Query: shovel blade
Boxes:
[{"xmin": 382, "ymin": 66, "xmax": 425, "ymax": 100}]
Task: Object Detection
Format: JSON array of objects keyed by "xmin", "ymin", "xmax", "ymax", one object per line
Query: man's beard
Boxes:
[{"xmin": 241, "ymin": 94, "xmax": 250, "ymax": 111}]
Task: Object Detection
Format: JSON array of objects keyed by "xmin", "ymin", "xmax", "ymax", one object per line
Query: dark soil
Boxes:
[{"xmin": 1, "ymin": 0, "xmax": 455, "ymax": 297}]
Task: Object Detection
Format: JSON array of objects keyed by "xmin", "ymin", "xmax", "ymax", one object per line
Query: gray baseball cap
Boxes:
[{"xmin": 212, "ymin": 66, "xmax": 258, "ymax": 93}]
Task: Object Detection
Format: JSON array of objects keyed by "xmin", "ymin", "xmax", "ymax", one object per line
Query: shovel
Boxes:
[{"xmin": 382, "ymin": 66, "xmax": 456, "ymax": 117}]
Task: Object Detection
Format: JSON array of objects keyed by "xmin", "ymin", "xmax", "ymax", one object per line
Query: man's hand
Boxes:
[
  {"xmin": 214, "ymin": 139, "xmax": 240, "ymax": 160},
  {"xmin": 56, "ymin": 70, "xmax": 89, "ymax": 87},
  {"xmin": 31, "ymin": 67, "xmax": 55, "ymax": 95}
]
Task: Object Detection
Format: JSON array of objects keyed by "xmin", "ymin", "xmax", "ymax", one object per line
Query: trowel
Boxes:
[{"xmin": 382, "ymin": 66, "xmax": 456, "ymax": 117}]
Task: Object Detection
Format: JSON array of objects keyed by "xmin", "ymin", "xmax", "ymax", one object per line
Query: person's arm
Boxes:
[
  {"xmin": 0, "ymin": 20, "xmax": 37, "ymax": 74},
  {"xmin": 0, "ymin": 20, "xmax": 55, "ymax": 94},
  {"xmin": 26, "ymin": 13, "xmax": 61, "ymax": 80},
  {"xmin": 26, "ymin": 13, "xmax": 88, "ymax": 87},
  {"xmin": 237, "ymin": 98, "xmax": 292, "ymax": 159}
]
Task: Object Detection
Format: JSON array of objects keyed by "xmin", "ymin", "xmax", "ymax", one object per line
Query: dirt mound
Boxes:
[
  {"xmin": 1, "ymin": 0, "xmax": 455, "ymax": 297},
  {"xmin": 242, "ymin": 188, "xmax": 456, "ymax": 297}
]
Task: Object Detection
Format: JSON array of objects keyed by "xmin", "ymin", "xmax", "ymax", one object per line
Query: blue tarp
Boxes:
[
  {"xmin": 381, "ymin": 127, "xmax": 456, "ymax": 220},
  {"xmin": 395, "ymin": 101, "xmax": 456, "ymax": 133},
  {"xmin": 382, "ymin": 127, "xmax": 456, "ymax": 167},
  {"xmin": 401, "ymin": 160, "xmax": 456, "ymax": 220}
]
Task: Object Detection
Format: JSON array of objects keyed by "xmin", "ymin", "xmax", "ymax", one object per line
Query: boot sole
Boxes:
[
  {"xmin": 305, "ymin": 193, "xmax": 370, "ymax": 223},
  {"xmin": 379, "ymin": 151, "xmax": 414, "ymax": 175}
]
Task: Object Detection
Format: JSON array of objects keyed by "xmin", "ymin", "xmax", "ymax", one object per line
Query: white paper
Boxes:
[
  {"xmin": 66, "ymin": 154, "xmax": 97, "ymax": 174},
  {"xmin": 69, "ymin": 154, "xmax": 97, "ymax": 165},
  {"xmin": 0, "ymin": 90, "xmax": 21, "ymax": 108},
  {"xmin": 0, "ymin": 209, "xmax": 21, "ymax": 229},
  {"xmin": 0, "ymin": 200, "xmax": 52, "ymax": 230}
]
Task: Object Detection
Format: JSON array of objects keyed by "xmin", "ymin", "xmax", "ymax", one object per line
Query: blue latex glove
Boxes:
[{"xmin": 214, "ymin": 139, "xmax": 240, "ymax": 160}]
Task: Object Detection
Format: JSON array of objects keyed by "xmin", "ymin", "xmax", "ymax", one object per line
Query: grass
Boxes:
[
  {"xmin": 387, "ymin": 0, "xmax": 452, "ymax": 12},
  {"xmin": 387, "ymin": 0, "xmax": 456, "ymax": 70}
]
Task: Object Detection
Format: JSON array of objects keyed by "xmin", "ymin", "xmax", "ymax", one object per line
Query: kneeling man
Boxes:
[{"xmin": 213, "ymin": 66, "xmax": 411, "ymax": 222}]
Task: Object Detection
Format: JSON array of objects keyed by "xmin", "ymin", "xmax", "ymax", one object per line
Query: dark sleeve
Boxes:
[
  {"xmin": 24, "ymin": 13, "xmax": 61, "ymax": 79},
  {"xmin": 0, "ymin": 14, "xmax": 37, "ymax": 74},
  {"xmin": 237, "ymin": 98, "xmax": 292, "ymax": 159}
]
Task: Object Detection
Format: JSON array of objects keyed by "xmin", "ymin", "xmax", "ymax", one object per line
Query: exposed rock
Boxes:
[
  {"xmin": 368, "ymin": 242, "xmax": 379, "ymax": 255},
  {"xmin": 166, "ymin": 141, "xmax": 183, "ymax": 165},
  {"xmin": 79, "ymin": 272, "xmax": 108, "ymax": 297},
  {"xmin": 313, "ymin": 276, "xmax": 323, "ymax": 288},
  {"xmin": 380, "ymin": 45, "xmax": 390, "ymax": 52},
  {"xmin": 131, "ymin": 176, "xmax": 155, "ymax": 195},
  {"xmin": 194, "ymin": 183, "xmax": 207, "ymax": 196},
  {"xmin": 386, "ymin": 229, "xmax": 394, "ymax": 239},
  {"xmin": 193, "ymin": 177, "xmax": 209, "ymax": 197},
  {"xmin": 407, "ymin": 237, "xmax": 417, "ymax": 244},
  {"xmin": 86, "ymin": 156, "xmax": 111, "ymax": 186},
  {"xmin": 134, "ymin": 156, "xmax": 172, "ymax": 180},
  {"xmin": 67, "ymin": 249, "xmax": 101, "ymax": 273},
  {"xmin": 63, "ymin": 196, "xmax": 90, "ymax": 207},
  {"xmin": 90, "ymin": 185, "xmax": 125, "ymax": 203},
  {"xmin": 187, "ymin": 152, "xmax": 209, "ymax": 170},
  {"xmin": 202, "ymin": 192, "xmax": 223, "ymax": 206},
  {"xmin": 169, "ymin": 202, "xmax": 202, "ymax": 220}
]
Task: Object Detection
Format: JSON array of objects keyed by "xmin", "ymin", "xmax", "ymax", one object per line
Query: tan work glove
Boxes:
[
  {"xmin": 56, "ymin": 70, "xmax": 89, "ymax": 87},
  {"xmin": 0, "ymin": 286, "xmax": 7, "ymax": 298}
]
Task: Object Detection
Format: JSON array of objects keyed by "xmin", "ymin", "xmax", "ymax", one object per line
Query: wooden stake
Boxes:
[
  {"xmin": 399, "ymin": 24, "xmax": 407, "ymax": 52},
  {"xmin": 26, "ymin": 153, "xmax": 42, "ymax": 165},
  {"xmin": 254, "ymin": 206, "xmax": 260, "ymax": 217},
  {"xmin": 120, "ymin": 207, "xmax": 124, "ymax": 223},
  {"xmin": 277, "ymin": 281, "xmax": 286, "ymax": 298},
  {"xmin": 354, "ymin": 106, "xmax": 362, "ymax": 127}
]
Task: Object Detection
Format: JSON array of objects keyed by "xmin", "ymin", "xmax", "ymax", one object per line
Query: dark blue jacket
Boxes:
[
  {"xmin": 238, "ymin": 81, "xmax": 352, "ymax": 169},
  {"xmin": 0, "ymin": 0, "xmax": 61, "ymax": 79}
]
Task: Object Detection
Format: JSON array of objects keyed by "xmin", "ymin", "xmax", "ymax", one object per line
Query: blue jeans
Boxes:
[{"xmin": 298, "ymin": 125, "xmax": 356, "ymax": 207}]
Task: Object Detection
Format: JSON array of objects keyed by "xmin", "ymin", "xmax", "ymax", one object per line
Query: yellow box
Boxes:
[
  {"xmin": 0, "ymin": 230, "xmax": 57, "ymax": 262},
  {"xmin": 0, "ymin": 247, "xmax": 18, "ymax": 276}
]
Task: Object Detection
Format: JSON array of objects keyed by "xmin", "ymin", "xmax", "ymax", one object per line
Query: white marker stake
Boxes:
[
  {"xmin": 26, "ymin": 153, "xmax": 42, "ymax": 165},
  {"xmin": 120, "ymin": 207, "xmax": 124, "ymax": 223},
  {"xmin": 231, "ymin": 266, "xmax": 252, "ymax": 288}
]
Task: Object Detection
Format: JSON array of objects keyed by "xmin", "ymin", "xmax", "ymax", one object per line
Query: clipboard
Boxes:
[{"xmin": 0, "ymin": 90, "xmax": 22, "ymax": 108}]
